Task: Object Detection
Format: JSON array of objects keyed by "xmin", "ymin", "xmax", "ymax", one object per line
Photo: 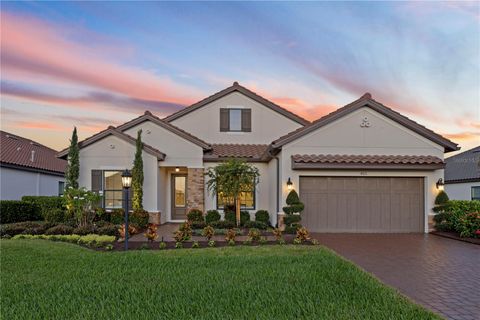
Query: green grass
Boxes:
[{"xmin": 1, "ymin": 240, "xmax": 439, "ymax": 320}]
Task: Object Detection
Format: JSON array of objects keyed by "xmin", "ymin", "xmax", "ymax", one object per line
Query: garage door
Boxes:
[{"xmin": 299, "ymin": 177, "xmax": 424, "ymax": 233}]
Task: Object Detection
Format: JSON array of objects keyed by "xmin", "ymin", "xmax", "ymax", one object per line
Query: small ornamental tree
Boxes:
[
  {"xmin": 132, "ymin": 130, "xmax": 144, "ymax": 210},
  {"xmin": 283, "ymin": 190, "xmax": 304, "ymax": 214},
  {"xmin": 65, "ymin": 127, "xmax": 79, "ymax": 189},
  {"xmin": 433, "ymin": 190, "xmax": 450, "ymax": 214},
  {"xmin": 205, "ymin": 159, "xmax": 260, "ymax": 226}
]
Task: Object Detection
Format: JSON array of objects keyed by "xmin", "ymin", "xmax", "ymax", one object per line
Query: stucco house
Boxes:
[
  {"xmin": 1, "ymin": 131, "xmax": 66, "ymax": 200},
  {"xmin": 57, "ymin": 82, "xmax": 458, "ymax": 233},
  {"xmin": 444, "ymin": 146, "xmax": 480, "ymax": 201}
]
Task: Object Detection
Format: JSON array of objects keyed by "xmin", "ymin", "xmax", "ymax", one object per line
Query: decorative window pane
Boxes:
[
  {"xmin": 58, "ymin": 181, "xmax": 65, "ymax": 196},
  {"xmin": 472, "ymin": 187, "xmax": 480, "ymax": 201},
  {"xmin": 103, "ymin": 171, "xmax": 123, "ymax": 209},
  {"xmin": 174, "ymin": 176, "xmax": 186, "ymax": 207},
  {"xmin": 217, "ymin": 185, "xmax": 255, "ymax": 210},
  {"xmin": 229, "ymin": 109, "xmax": 242, "ymax": 131}
]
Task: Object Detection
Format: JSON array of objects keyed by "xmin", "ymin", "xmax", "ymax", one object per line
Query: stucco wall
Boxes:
[
  {"xmin": 445, "ymin": 182, "xmax": 480, "ymax": 200},
  {"xmin": 0, "ymin": 167, "xmax": 64, "ymax": 200},
  {"xmin": 276, "ymin": 107, "xmax": 447, "ymax": 232},
  {"xmin": 123, "ymin": 120, "xmax": 203, "ymax": 167},
  {"xmin": 170, "ymin": 92, "xmax": 303, "ymax": 144},
  {"xmin": 78, "ymin": 135, "xmax": 159, "ymax": 212}
]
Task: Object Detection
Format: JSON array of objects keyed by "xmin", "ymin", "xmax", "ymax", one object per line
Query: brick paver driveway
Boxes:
[{"xmin": 313, "ymin": 234, "xmax": 480, "ymax": 320}]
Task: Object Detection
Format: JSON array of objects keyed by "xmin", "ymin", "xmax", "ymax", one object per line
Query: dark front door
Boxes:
[{"xmin": 171, "ymin": 174, "xmax": 187, "ymax": 220}]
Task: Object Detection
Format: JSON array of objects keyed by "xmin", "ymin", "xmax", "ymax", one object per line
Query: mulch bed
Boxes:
[{"xmin": 430, "ymin": 231, "xmax": 480, "ymax": 245}]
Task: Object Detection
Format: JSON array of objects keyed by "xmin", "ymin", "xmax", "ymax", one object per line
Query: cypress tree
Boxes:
[
  {"xmin": 65, "ymin": 127, "xmax": 79, "ymax": 189},
  {"xmin": 132, "ymin": 129, "xmax": 144, "ymax": 210}
]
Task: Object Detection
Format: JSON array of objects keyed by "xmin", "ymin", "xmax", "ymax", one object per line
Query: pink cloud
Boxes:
[{"xmin": 1, "ymin": 11, "xmax": 202, "ymax": 106}]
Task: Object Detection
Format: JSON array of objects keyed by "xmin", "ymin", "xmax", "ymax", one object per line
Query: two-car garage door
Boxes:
[{"xmin": 299, "ymin": 177, "xmax": 424, "ymax": 233}]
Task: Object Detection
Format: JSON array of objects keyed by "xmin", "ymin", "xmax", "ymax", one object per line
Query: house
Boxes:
[
  {"xmin": 444, "ymin": 146, "xmax": 480, "ymax": 201},
  {"xmin": 1, "ymin": 131, "xmax": 66, "ymax": 200},
  {"xmin": 57, "ymin": 82, "xmax": 458, "ymax": 233}
]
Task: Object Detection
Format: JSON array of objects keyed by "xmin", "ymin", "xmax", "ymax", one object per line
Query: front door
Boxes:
[{"xmin": 171, "ymin": 174, "xmax": 187, "ymax": 220}]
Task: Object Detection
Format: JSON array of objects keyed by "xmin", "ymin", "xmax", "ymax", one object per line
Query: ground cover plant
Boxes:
[{"xmin": 1, "ymin": 240, "xmax": 439, "ymax": 320}]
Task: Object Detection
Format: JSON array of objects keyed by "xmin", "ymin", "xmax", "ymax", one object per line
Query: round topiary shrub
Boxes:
[
  {"xmin": 240, "ymin": 211, "xmax": 250, "ymax": 226},
  {"xmin": 224, "ymin": 211, "xmax": 236, "ymax": 224},
  {"xmin": 435, "ymin": 191, "xmax": 450, "ymax": 205},
  {"xmin": 255, "ymin": 210, "xmax": 270, "ymax": 225},
  {"xmin": 205, "ymin": 210, "xmax": 221, "ymax": 225},
  {"xmin": 187, "ymin": 209, "xmax": 204, "ymax": 223},
  {"xmin": 284, "ymin": 214, "xmax": 301, "ymax": 226}
]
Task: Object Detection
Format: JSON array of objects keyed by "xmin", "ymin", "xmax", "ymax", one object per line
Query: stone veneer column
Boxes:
[{"xmin": 187, "ymin": 168, "xmax": 204, "ymax": 212}]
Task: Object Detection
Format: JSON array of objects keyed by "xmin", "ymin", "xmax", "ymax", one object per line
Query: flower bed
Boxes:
[{"xmin": 433, "ymin": 200, "xmax": 480, "ymax": 238}]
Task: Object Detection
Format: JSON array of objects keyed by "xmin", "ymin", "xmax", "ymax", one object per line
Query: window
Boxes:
[
  {"xmin": 58, "ymin": 181, "xmax": 65, "ymax": 196},
  {"xmin": 216, "ymin": 185, "xmax": 255, "ymax": 210},
  {"xmin": 220, "ymin": 108, "xmax": 251, "ymax": 132},
  {"xmin": 103, "ymin": 171, "xmax": 123, "ymax": 209},
  {"xmin": 472, "ymin": 186, "xmax": 480, "ymax": 201}
]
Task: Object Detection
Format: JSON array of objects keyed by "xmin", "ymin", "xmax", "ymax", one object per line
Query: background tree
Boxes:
[
  {"xmin": 206, "ymin": 159, "xmax": 260, "ymax": 226},
  {"xmin": 65, "ymin": 127, "xmax": 79, "ymax": 189},
  {"xmin": 132, "ymin": 129, "xmax": 144, "ymax": 210}
]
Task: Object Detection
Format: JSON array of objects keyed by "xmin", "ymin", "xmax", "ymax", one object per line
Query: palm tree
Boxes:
[{"xmin": 205, "ymin": 159, "xmax": 260, "ymax": 226}]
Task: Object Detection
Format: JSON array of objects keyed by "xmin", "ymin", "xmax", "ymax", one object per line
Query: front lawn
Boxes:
[{"xmin": 1, "ymin": 240, "xmax": 438, "ymax": 319}]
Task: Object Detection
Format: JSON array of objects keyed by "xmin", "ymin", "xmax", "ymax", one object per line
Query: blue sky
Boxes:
[{"xmin": 1, "ymin": 1, "xmax": 479, "ymax": 151}]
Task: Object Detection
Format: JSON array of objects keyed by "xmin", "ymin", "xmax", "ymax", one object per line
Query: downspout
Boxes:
[{"xmin": 268, "ymin": 147, "xmax": 280, "ymax": 214}]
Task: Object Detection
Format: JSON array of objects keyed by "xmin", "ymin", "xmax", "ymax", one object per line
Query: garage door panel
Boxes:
[{"xmin": 300, "ymin": 177, "xmax": 424, "ymax": 233}]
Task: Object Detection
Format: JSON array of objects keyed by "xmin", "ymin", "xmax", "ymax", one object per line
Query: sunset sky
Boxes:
[{"xmin": 1, "ymin": 2, "xmax": 479, "ymax": 152}]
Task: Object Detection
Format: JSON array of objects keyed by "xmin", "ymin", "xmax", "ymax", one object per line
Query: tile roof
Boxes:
[
  {"xmin": 1, "ymin": 130, "xmax": 66, "ymax": 174},
  {"xmin": 204, "ymin": 144, "xmax": 270, "ymax": 161},
  {"xmin": 164, "ymin": 81, "xmax": 310, "ymax": 126},
  {"xmin": 444, "ymin": 146, "xmax": 480, "ymax": 183},
  {"xmin": 272, "ymin": 93, "xmax": 459, "ymax": 153},
  {"xmin": 291, "ymin": 154, "xmax": 444, "ymax": 170}
]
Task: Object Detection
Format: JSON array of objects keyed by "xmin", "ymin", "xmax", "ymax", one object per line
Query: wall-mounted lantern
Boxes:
[
  {"xmin": 287, "ymin": 177, "xmax": 293, "ymax": 190},
  {"xmin": 436, "ymin": 178, "xmax": 444, "ymax": 191},
  {"xmin": 175, "ymin": 167, "xmax": 180, "ymax": 172}
]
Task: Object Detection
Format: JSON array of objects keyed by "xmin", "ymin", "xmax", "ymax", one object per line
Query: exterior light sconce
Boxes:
[
  {"xmin": 436, "ymin": 178, "xmax": 444, "ymax": 191},
  {"xmin": 175, "ymin": 167, "xmax": 180, "ymax": 172},
  {"xmin": 287, "ymin": 177, "xmax": 293, "ymax": 190}
]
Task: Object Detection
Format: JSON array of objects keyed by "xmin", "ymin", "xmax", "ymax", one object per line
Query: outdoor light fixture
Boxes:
[
  {"xmin": 175, "ymin": 167, "xmax": 180, "ymax": 172},
  {"xmin": 121, "ymin": 169, "xmax": 132, "ymax": 251},
  {"xmin": 121, "ymin": 169, "xmax": 132, "ymax": 189},
  {"xmin": 287, "ymin": 177, "xmax": 293, "ymax": 190},
  {"xmin": 436, "ymin": 178, "xmax": 444, "ymax": 191}
]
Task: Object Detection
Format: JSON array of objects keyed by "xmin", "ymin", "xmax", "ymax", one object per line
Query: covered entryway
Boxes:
[{"xmin": 299, "ymin": 177, "xmax": 424, "ymax": 233}]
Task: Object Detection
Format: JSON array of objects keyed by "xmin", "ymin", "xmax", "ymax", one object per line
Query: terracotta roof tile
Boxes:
[
  {"xmin": 292, "ymin": 154, "xmax": 444, "ymax": 165},
  {"xmin": 1, "ymin": 131, "xmax": 66, "ymax": 174},
  {"xmin": 205, "ymin": 144, "xmax": 270, "ymax": 161}
]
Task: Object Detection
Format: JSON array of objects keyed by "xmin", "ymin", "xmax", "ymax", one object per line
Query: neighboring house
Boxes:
[
  {"xmin": 1, "ymin": 131, "xmax": 66, "ymax": 200},
  {"xmin": 57, "ymin": 82, "xmax": 458, "ymax": 233},
  {"xmin": 444, "ymin": 146, "xmax": 480, "ymax": 201}
]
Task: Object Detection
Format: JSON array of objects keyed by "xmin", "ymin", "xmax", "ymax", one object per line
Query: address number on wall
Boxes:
[{"xmin": 360, "ymin": 171, "xmax": 368, "ymax": 176}]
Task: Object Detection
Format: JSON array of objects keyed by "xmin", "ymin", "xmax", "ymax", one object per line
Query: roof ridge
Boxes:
[{"xmin": 163, "ymin": 81, "xmax": 310, "ymax": 125}]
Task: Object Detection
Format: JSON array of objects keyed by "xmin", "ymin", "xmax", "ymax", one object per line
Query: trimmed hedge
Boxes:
[
  {"xmin": 187, "ymin": 209, "xmax": 203, "ymax": 223},
  {"xmin": 0, "ymin": 221, "xmax": 47, "ymax": 237},
  {"xmin": 0, "ymin": 201, "xmax": 41, "ymax": 224},
  {"xmin": 255, "ymin": 210, "xmax": 270, "ymax": 225},
  {"xmin": 434, "ymin": 200, "xmax": 480, "ymax": 238},
  {"xmin": 22, "ymin": 196, "xmax": 65, "ymax": 219},
  {"xmin": 244, "ymin": 220, "xmax": 268, "ymax": 230},
  {"xmin": 205, "ymin": 210, "xmax": 221, "ymax": 225}
]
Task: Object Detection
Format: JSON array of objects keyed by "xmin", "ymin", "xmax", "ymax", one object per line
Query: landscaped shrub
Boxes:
[
  {"xmin": 191, "ymin": 221, "xmax": 206, "ymax": 229},
  {"xmin": 247, "ymin": 228, "xmax": 261, "ymax": 241},
  {"xmin": 272, "ymin": 228, "xmax": 283, "ymax": 241},
  {"xmin": 97, "ymin": 224, "xmax": 119, "ymax": 237},
  {"xmin": 12, "ymin": 233, "xmax": 115, "ymax": 248},
  {"xmin": 284, "ymin": 215, "xmax": 301, "ymax": 226},
  {"xmin": 144, "ymin": 223, "xmax": 158, "ymax": 242},
  {"xmin": 130, "ymin": 209, "xmax": 149, "ymax": 228},
  {"xmin": 255, "ymin": 210, "xmax": 270, "ymax": 225},
  {"xmin": 0, "ymin": 200, "xmax": 41, "ymax": 224},
  {"xmin": 22, "ymin": 196, "xmax": 65, "ymax": 219},
  {"xmin": 77, "ymin": 234, "xmax": 116, "ymax": 247},
  {"xmin": 192, "ymin": 241, "xmax": 200, "ymax": 248},
  {"xmin": 110, "ymin": 209, "xmax": 124, "ymax": 225},
  {"xmin": 187, "ymin": 209, "xmax": 203, "ymax": 223},
  {"xmin": 43, "ymin": 208, "xmax": 71, "ymax": 224},
  {"xmin": 205, "ymin": 210, "xmax": 221, "ymax": 225},
  {"xmin": 434, "ymin": 200, "xmax": 480, "ymax": 235},
  {"xmin": 211, "ymin": 220, "xmax": 235, "ymax": 229},
  {"xmin": 457, "ymin": 212, "xmax": 480, "ymax": 238},
  {"xmin": 244, "ymin": 221, "xmax": 267, "ymax": 230},
  {"xmin": 45, "ymin": 224, "xmax": 74, "ymax": 235},
  {"xmin": 282, "ymin": 190, "xmax": 304, "ymax": 214},
  {"xmin": 295, "ymin": 227, "xmax": 311, "ymax": 243},
  {"xmin": 285, "ymin": 223, "xmax": 302, "ymax": 234},
  {"xmin": 224, "ymin": 211, "xmax": 236, "ymax": 224},
  {"xmin": 202, "ymin": 226, "xmax": 215, "ymax": 240},
  {"xmin": 174, "ymin": 222, "xmax": 192, "ymax": 242},
  {"xmin": 224, "ymin": 228, "xmax": 236, "ymax": 242},
  {"xmin": 0, "ymin": 221, "xmax": 45, "ymax": 237},
  {"xmin": 73, "ymin": 225, "xmax": 96, "ymax": 235},
  {"xmin": 118, "ymin": 224, "xmax": 139, "ymax": 238},
  {"xmin": 240, "ymin": 211, "xmax": 250, "ymax": 226}
]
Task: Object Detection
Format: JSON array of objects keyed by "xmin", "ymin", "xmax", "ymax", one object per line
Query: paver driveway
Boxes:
[{"xmin": 313, "ymin": 234, "xmax": 480, "ymax": 320}]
